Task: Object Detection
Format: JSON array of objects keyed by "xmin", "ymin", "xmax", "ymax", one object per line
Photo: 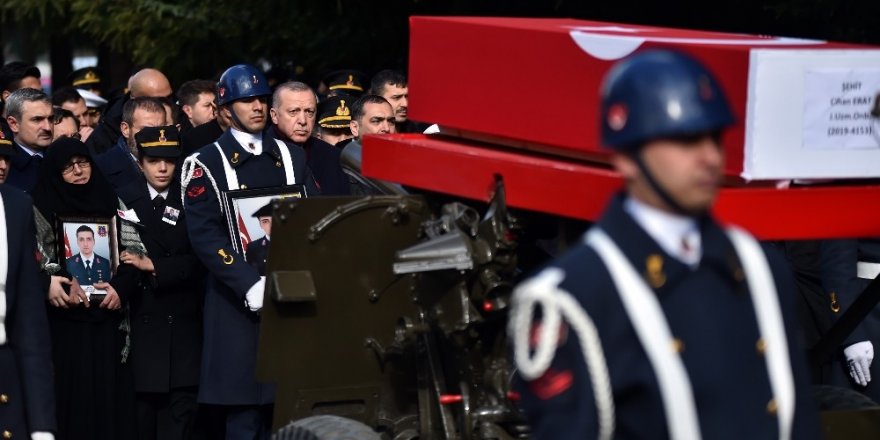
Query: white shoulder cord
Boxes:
[
  {"xmin": 273, "ymin": 139, "xmax": 296, "ymax": 185},
  {"xmin": 726, "ymin": 227, "xmax": 795, "ymax": 440},
  {"xmin": 179, "ymin": 152, "xmax": 223, "ymax": 214},
  {"xmin": 510, "ymin": 267, "xmax": 615, "ymax": 440},
  {"xmin": 0, "ymin": 193, "xmax": 8, "ymax": 345},
  {"xmin": 214, "ymin": 142, "xmax": 239, "ymax": 190},
  {"xmin": 585, "ymin": 228, "xmax": 702, "ymax": 440}
]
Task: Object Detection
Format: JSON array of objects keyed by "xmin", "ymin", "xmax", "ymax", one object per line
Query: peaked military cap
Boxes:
[
  {"xmin": 136, "ymin": 125, "xmax": 181, "ymax": 158},
  {"xmin": 317, "ymin": 96, "xmax": 353, "ymax": 129},
  {"xmin": 252, "ymin": 201, "xmax": 274, "ymax": 218},
  {"xmin": 325, "ymin": 69, "xmax": 365, "ymax": 96},
  {"xmin": 69, "ymin": 67, "xmax": 102, "ymax": 88}
]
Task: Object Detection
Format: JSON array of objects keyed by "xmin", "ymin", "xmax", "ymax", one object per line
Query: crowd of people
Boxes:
[
  {"xmin": 0, "ymin": 60, "xmax": 426, "ymax": 440},
  {"xmin": 0, "ymin": 50, "xmax": 879, "ymax": 440}
]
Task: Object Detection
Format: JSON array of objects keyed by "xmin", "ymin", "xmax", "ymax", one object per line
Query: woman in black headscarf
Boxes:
[{"xmin": 31, "ymin": 137, "xmax": 135, "ymax": 440}]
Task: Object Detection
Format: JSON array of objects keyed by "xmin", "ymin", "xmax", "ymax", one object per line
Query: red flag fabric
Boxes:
[
  {"xmin": 238, "ymin": 213, "xmax": 252, "ymax": 252},
  {"xmin": 64, "ymin": 232, "xmax": 72, "ymax": 258}
]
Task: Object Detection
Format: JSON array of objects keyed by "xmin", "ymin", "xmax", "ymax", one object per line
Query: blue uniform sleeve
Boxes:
[
  {"xmin": 765, "ymin": 244, "xmax": 822, "ymax": 439},
  {"xmin": 183, "ymin": 165, "xmax": 260, "ymax": 300},
  {"xmin": 818, "ymin": 239, "xmax": 867, "ymax": 345}
]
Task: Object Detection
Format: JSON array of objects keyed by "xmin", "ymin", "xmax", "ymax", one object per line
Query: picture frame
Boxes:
[
  {"xmin": 56, "ymin": 216, "xmax": 119, "ymax": 300},
  {"xmin": 222, "ymin": 185, "xmax": 306, "ymax": 260}
]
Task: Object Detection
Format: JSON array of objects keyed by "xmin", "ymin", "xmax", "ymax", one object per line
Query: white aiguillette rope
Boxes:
[
  {"xmin": 0, "ymin": 193, "xmax": 9, "ymax": 345},
  {"xmin": 510, "ymin": 267, "xmax": 615, "ymax": 440}
]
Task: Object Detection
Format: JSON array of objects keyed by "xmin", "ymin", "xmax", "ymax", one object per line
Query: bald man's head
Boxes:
[{"xmin": 128, "ymin": 68, "xmax": 172, "ymax": 98}]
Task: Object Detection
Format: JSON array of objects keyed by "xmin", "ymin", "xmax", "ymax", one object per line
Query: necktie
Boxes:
[
  {"xmin": 153, "ymin": 195, "xmax": 165, "ymax": 210},
  {"xmin": 85, "ymin": 260, "xmax": 91, "ymax": 271}
]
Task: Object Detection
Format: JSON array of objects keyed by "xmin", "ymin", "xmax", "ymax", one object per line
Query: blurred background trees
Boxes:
[{"xmin": 2, "ymin": 0, "xmax": 878, "ymax": 91}]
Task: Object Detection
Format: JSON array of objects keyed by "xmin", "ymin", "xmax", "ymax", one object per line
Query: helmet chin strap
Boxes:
[{"xmin": 633, "ymin": 152, "xmax": 704, "ymax": 217}]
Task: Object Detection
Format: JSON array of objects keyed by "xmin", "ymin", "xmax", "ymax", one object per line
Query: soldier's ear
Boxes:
[{"xmin": 349, "ymin": 120, "xmax": 359, "ymax": 138}]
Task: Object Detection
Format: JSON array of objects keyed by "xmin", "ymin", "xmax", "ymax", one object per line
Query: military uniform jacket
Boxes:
[
  {"xmin": 514, "ymin": 194, "xmax": 819, "ymax": 440},
  {"xmin": 113, "ymin": 178, "xmax": 206, "ymax": 393},
  {"xmin": 65, "ymin": 252, "xmax": 112, "ymax": 285},
  {"xmin": 182, "ymin": 129, "xmax": 310, "ymax": 405},
  {"xmin": 245, "ymin": 236, "xmax": 269, "ymax": 277},
  {"xmin": 0, "ymin": 186, "xmax": 56, "ymax": 436}
]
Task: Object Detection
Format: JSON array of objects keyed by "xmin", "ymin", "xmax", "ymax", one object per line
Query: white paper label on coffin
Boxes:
[
  {"xmin": 744, "ymin": 49, "xmax": 880, "ymax": 180},
  {"xmin": 567, "ymin": 26, "xmax": 823, "ymax": 61}
]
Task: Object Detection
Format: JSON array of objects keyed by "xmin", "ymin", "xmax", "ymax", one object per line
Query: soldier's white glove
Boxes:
[
  {"xmin": 245, "ymin": 276, "xmax": 266, "ymax": 312},
  {"xmin": 32, "ymin": 432, "xmax": 55, "ymax": 440},
  {"xmin": 844, "ymin": 340, "xmax": 874, "ymax": 387}
]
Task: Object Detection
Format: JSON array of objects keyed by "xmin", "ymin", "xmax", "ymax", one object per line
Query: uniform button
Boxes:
[
  {"xmin": 670, "ymin": 338, "xmax": 685, "ymax": 354},
  {"xmin": 756, "ymin": 339, "xmax": 767, "ymax": 355},
  {"xmin": 167, "ymin": 315, "xmax": 174, "ymax": 324},
  {"xmin": 3, "ymin": 429, "xmax": 11, "ymax": 439},
  {"xmin": 734, "ymin": 268, "xmax": 745, "ymax": 282},
  {"xmin": 0, "ymin": 394, "xmax": 7, "ymax": 404},
  {"xmin": 240, "ymin": 184, "xmax": 248, "ymax": 189},
  {"xmin": 766, "ymin": 399, "xmax": 778, "ymax": 416}
]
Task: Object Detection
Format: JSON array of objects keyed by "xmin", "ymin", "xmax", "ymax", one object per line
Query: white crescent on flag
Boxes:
[{"xmin": 567, "ymin": 25, "xmax": 825, "ymax": 60}]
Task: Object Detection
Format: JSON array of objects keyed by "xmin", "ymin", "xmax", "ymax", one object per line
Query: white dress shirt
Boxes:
[
  {"xmin": 230, "ymin": 128, "xmax": 263, "ymax": 155},
  {"xmin": 623, "ymin": 197, "xmax": 702, "ymax": 267}
]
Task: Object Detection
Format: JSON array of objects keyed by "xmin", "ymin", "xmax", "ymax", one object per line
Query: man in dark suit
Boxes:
[
  {"xmin": 93, "ymin": 97, "xmax": 166, "ymax": 192},
  {"xmin": 0, "ymin": 184, "xmax": 57, "ymax": 439},
  {"xmin": 104, "ymin": 125, "xmax": 206, "ymax": 440},
  {"xmin": 65, "ymin": 225, "xmax": 111, "ymax": 286},
  {"xmin": 269, "ymin": 81, "xmax": 350, "ymax": 195},
  {"xmin": 4, "ymin": 88, "xmax": 53, "ymax": 193}
]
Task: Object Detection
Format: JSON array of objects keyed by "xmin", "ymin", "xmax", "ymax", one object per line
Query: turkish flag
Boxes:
[
  {"xmin": 238, "ymin": 213, "xmax": 252, "ymax": 252},
  {"xmin": 64, "ymin": 232, "xmax": 72, "ymax": 258}
]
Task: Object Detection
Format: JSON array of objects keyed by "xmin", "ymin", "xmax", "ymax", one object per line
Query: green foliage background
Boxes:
[{"xmin": 2, "ymin": 0, "xmax": 879, "ymax": 86}]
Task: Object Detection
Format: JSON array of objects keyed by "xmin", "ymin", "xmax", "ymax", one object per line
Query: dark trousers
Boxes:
[
  {"xmin": 225, "ymin": 404, "xmax": 273, "ymax": 440},
  {"xmin": 136, "ymin": 387, "xmax": 198, "ymax": 440}
]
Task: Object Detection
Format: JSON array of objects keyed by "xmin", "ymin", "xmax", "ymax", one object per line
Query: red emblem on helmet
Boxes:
[
  {"xmin": 607, "ymin": 103, "xmax": 628, "ymax": 131},
  {"xmin": 698, "ymin": 76, "xmax": 714, "ymax": 101},
  {"xmin": 219, "ymin": 87, "xmax": 225, "ymax": 98}
]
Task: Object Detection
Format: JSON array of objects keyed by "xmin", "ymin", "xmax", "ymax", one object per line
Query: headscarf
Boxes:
[{"xmin": 31, "ymin": 137, "xmax": 118, "ymax": 220}]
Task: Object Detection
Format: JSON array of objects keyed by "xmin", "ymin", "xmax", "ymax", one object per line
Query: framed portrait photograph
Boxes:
[
  {"xmin": 57, "ymin": 217, "xmax": 119, "ymax": 300},
  {"xmin": 222, "ymin": 185, "xmax": 306, "ymax": 260}
]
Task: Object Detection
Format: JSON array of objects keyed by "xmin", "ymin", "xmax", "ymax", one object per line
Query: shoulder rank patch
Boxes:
[
  {"xmin": 187, "ymin": 186, "xmax": 206, "ymax": 199},
  {"xmin": 529, "ymin": 368, "xmax": 574, "ymax": 400},
  {"xmin": 192, "ymin": 167, "xmax": 204, "ymax": 179}
]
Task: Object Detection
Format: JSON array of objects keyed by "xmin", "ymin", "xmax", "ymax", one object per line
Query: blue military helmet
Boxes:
[
  {"xmin": 216, "ymin": 64, "xmax": 272, "ymax": 106},
  {"xmin": 599, "ymin": 50, "xmax": 735, "ymax": 151}
]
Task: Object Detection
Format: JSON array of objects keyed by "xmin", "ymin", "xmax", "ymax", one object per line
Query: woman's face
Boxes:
[{"xmin": 61, "ymin": 155, "xmax": 92, "ymax": 184}]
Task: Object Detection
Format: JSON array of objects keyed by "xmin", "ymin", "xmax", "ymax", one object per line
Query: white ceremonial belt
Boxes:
[{"xmin": 857, "ymin": 261, "xmax": 880, "ymax": 280}]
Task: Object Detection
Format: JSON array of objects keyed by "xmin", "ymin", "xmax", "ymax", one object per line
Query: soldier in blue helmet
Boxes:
[
  {"xmin": 180, "ymin": 64, "xmax": 311, "ymax": 439},
  {"xmin": 509, "ymin": 50, "xmax": 820, "ymax": 439}
]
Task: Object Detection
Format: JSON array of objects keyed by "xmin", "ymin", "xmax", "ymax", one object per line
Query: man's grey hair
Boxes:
[
  {"xmin": 272, "ymin": 81, "xmax": 316, "ymax": 109},
  {"xmin": 3, "ymin": 88, "xmax": 50, "ymax": 120}
]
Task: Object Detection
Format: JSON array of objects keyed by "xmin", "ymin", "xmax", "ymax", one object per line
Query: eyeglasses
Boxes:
[{"xmin": 62, "ymin": 160, "xmax": 91, "ymax": 175}]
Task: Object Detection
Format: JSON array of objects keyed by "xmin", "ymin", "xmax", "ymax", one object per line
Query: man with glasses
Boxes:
[
  {"xmin": 51, "ymin": 87, "xmax": 94, "ymax": 142},
  {"xmin": 3, "ymin": 88, "xmax": 53, "ymax": 193}
]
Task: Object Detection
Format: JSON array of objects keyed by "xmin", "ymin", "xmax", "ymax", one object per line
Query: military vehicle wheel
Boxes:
[{"xmin": 272, "ymin": 415, "xmax": 382, "ymax": 440}]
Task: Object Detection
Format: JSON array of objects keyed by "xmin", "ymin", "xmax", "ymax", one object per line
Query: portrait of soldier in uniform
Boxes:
[{"xmin": 63, "ymin": 223, "xmax": 113, "ymax": 287}]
